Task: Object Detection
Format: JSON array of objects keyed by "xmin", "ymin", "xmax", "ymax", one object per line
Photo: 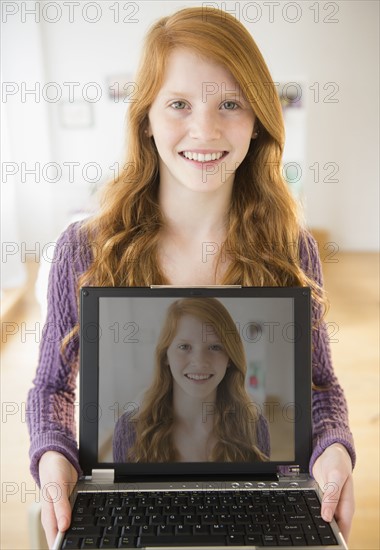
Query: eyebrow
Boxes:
[
  {"xmin": 159, "ymin": 91, "xmax": 194, "ymax": 99},
  {"xmin": 159, "ymin": 90, "xmax": 244, "ymax": 99},
  {"xmin": 175, "ymin": 337, "xmax": 222, "ymax": 343}
]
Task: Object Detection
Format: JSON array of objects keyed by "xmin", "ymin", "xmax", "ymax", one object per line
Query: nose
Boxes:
[
  {"xmin": 188, "ymin": 108, "xmax": 222, "ymax": 141},
  {"xmin": 190, "ymin": 349, "xmax": 210, "ymax": 369}
]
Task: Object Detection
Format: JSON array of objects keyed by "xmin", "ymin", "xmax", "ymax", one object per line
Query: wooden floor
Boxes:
[{"xmin": 1, "ymin": 252, "xmax": 379, "ymax": 549}]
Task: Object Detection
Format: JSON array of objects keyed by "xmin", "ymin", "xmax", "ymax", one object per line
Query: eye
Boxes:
[
  {"xmin": 209, "ymin": 344, "xmax": 224, "ymax": 352},
  {"xmin": 178, "ymin": 343, "xmax": 190, "ymax": 350},
  {"xmin": 221, "ymin": 101, "xmax": 239, "ymax": 110},
  {"xmin": 170, "ymin": 100, "xmax": 188, "ymax": 110}
]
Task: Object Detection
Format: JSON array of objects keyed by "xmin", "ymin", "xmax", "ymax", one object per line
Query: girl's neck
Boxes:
[
  {"xmin": 158, "ymin": 181, "xmax": 232, "ymax": 241},
  {"xmin": 172, "ymin": 389, "xmax": 216, "ymax": 430}
]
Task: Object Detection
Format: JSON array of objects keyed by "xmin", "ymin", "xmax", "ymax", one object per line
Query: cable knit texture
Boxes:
[{"xmin": 26, "ymin": 221, "xmax": 356, "ymax": 485}]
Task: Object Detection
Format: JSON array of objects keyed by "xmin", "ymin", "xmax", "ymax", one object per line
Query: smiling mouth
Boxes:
[
  {"xmin": 185, "ymin": 373, "xmax": 213, "ymax": 381},
  {"xmin": 179, "ymin": 151, "xmax": 228, "ymax": 162}
]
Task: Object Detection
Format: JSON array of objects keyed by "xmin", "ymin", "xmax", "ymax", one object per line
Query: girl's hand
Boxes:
[
  {"xmin": 312, "ymin": 443, "xmax": 355, "ymax": 543},
  {"xmin": 39, "ymin": 451, "xmax": 78, "ymax": 549}
]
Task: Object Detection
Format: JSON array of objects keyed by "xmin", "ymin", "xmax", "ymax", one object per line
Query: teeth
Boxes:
[
  {"xmin": 182, "ymin": 151, "xmax": 224, "ymax": 162},
  {"xmin": 186, "ymin": 373, "xmax": 212, "ymax": 380}
]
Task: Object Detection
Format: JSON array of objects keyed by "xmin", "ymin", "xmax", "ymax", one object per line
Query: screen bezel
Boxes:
[{"xmin": 79, "ymin": 286, "xmax": 311, "ymax": 478}]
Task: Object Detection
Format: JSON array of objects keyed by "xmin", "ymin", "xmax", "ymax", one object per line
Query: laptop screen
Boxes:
[{"xmin": 79, "ymin": 287, "xmax": 311, "ymax": 477}]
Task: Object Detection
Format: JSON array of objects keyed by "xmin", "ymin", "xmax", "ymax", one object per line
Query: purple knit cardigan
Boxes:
[{"xmin": 26, "ymin": 221, "xmax": 356, "ymax": 484}]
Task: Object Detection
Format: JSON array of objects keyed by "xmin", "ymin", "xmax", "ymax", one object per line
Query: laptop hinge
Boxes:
[
  {"xmin": 150, "ymin": 285, "xmax": 242, "ymax": 288},
  {"xmin": 91, "ymin": 469, "xmax": 115, "ymax": 483},
  {"xmin": 276, "ymin": 465, "xmax": 301, "ymax": 479}
]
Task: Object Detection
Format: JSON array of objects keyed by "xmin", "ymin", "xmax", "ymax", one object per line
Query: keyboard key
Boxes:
[
  {"xmin": 128, "ymin": 506, "xmax": 145, "ymax": 515},
  {"xmin": 315, "ymin": 521, "xmax": 334, "ymax": 535},
  {"xmin": 118, "ymin": 535, "xmax": 136, "ymax": 548},
  {"xmin": 179, "ymin": 505, "xmax": 196, "ymax": 514},
  {"xmin": 304, "ymin": 493, "xmax": 319, "ymax": 502},
  {"xmin": 291, "ymin": 534, "xmax": 307, "ymax": 546},
  {"xmin": 305, "ymin": 533, "xmax": 321, "ymax": 545},
  {"xmin": 62, "ymin": 537, "xmax": 81, "ymax": 549},
  {"xmin": 262, "ymin": 523, "xmax": 280, "ymax": 534},
  {"xmin": 105, "ymin": 496, "xmax": 121, "ymax": 507},
  {"xmin": 280, "ymin": 524, "xmax": 303, "ymax": 534},
  {"xmin": 89, "ymin": 495, "xmax": 105, "ymax": 507},
  {"xmin": 303, "ymin": 522, "xmax": 317, "ymax": 533},
  {"xmin": 228, "ymin": 524, "xmax": 245, "ymax": 535},
  {"xmin": 140, "ymin": 524, "xmax": 156, "ymax": 535},
  {"xmin": 279, "ymin": 504, "xmax": 295, "ymax": 514},
  {"xmin": 277, "ymin": 534, "xmax": 292, "ymax": 545},
  {"xmin": 81, "ymin": 537, "xmax": 99, "ymax": 548},
  {"xmin": 149, "ymin": 514, "xmax": 165, "ymax": 525},
  {"xmin": 289, "ymin": 513, "xmax": 312, "ymax": 523},
  {"xmin": 115, "ymin": 516, "xmax": 130, "ymax": 526},
  {"xmin": 210, "ymin": 524, "xmax": 227, "ymax": 534},
  {"xmin": 202, "ymin": 514, "xmax": 217, "ymax": 524},
  {"xmin": 121, "ymin": 526, "xmax": 139, "ymax": 536},
  {"xmin": 246, "ymin": 524, "xmax": 262, "ymax": 534},
  {"xmin": 219, "ymin": 514, "xmax": 234, "ymax": 524},
  {"xmin": 194, "ymin": 524, "xmax": 209, "ymax": 535},
  {"xmin": 172, "ymin": 496, "xmax": 188, "ymax": 506},
  {"xmin": 320, "ymin": 533, "xmax": 338, "ymax": 544},
  {"xmin": 175, "ymin": 524, "xmax": 192, "ymax": 535},
  {"xmin": 138, "ymin": 535, "xmax": 225, "ymax": 546},
  {"xmin": 250, "ymin": 513, "xmax": 267, "ymax": 522},
  {"xmin": 183, "ymin": 514, "xmax": 199, "ymax": 525},
  {"xmin": 99, "ymin": 537, "xmax": 117, "ymax": 548},
  {"xmin": 95, "ymin": 507, "xmax": 111, "ymax": 517},
  {"xmin": 167, "ymin": 514, "xmax": 182, "ymax": 525},
  {"xmin": 235, "ymin": 513, "xmax": 250, "ymax": 524},
  {"xmin": 131, "ymin": 515, "xmax": 146, "ymax": 525},
  {"xmin": 97, "ymin": 516, "xmax": 112, "ymax": 527},
  {"xmin": 263, "ymin": 534, "xmax": 277, "ymax": 545},
  {"xmin": 72, "ymin": 516, "xmax": 96, "ymax": 526},
  {"xmin": 103, "ymin": 526, "xmax": 120, "ymax": 537},
  {"xmin": 157, "ymin": 525, "xmax": 174, "ymax": 535},
  {"xmin": 163, "ymin": 505, "xmax": 179, "ymax": 515},
  {"xmin": 67, "ymin": 526, "xmax": 103, "ymax": 537},
  {"xmin": 294, "ymin": 503, "xmax": 309, "ymax": 514}
]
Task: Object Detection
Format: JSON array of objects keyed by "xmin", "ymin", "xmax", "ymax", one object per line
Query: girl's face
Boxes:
[
  {"xmin": 147, "ymin": 48, "xmax": 256, "ymax": 195},
  {"xmin": 166, "ymin": 314, "xmax": 229, "ymax": 401}
]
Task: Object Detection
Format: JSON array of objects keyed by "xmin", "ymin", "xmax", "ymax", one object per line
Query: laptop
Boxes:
[{"xmin": 53, "ymin": 286, "xmax": 348, "ymax": 549}]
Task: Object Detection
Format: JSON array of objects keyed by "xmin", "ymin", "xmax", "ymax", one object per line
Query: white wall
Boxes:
[
  {"xmin": 2, "ymin": 4, "xmax": 54, "ymax": 280},
  {"xmin": 2, "ymin": 0, "xmax": 379, "ymax": 261}
]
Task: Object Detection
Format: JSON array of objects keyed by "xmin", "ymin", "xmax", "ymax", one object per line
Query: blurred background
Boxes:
[{"xmin": 1, "ymin": 1, "xmax": 379, "ymax": 548}]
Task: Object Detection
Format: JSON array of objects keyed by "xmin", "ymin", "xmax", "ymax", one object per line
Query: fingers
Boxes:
[
  {"xmin": 39, "ymin": 452, "xmax": 78, "ymax": 548},
  {"xmin": 332, "ymin": 475, "xmax": 355, "ymax": 542},
  {"xmin": 41, "ymin": 499, "xmax": 58, "ymax": 549},
  {"xmin": 318, "ymin": 470, "xmax": 354, "ymax": 544},
  {"xmin": 41, "ymin": 479, "xmax": 73, "ymax": 548},
  {"xmin": 52, "ymin": 482, "xmax": 72, "ymax": 532},
  {"xmin": 312, "ymin": 444, "xmax": 354, "ymax": 544},
  {"xmin": 320, "ymin": 474, "xmax": 343, "ymax": 521}
]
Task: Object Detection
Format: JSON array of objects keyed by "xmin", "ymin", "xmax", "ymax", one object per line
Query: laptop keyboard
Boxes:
[{"xmin": 61, "ymin": 489, "xmax": 338, "ymax": 548}]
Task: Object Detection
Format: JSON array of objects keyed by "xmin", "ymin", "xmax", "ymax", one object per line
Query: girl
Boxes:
[
  {"xmin": 27, "ymin": 6, "xmax": 355, "ymax": 547},
  {"xmin": 112, "ymin": 297, "xmax": 270, "ymax": 463}
]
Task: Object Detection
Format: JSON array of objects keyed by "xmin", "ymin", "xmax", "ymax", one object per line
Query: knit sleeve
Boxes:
[
  {"xmin": 113, "ymin": 412, "xmax": 137, "ymax": 462},
  {"xmin": 256, "ymin": 413, "xmax": 271, "ymax": 459},
  {"xmin": 299, "ymin": 230, "xmax": 356, "ymax": 475},
  {"xmin": 26, "ymin": 221, "xmax": 92, "ymax": 485}
]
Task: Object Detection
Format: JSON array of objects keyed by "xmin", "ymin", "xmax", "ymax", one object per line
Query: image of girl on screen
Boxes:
[{"xmin": 113, "ymin": 298, "xmax": 270, "ymax": 463}]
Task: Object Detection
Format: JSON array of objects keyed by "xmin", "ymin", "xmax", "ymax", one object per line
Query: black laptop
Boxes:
[{"xmin": 53, "ymin": 286, "xmax": 347, "ymax": 549}]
